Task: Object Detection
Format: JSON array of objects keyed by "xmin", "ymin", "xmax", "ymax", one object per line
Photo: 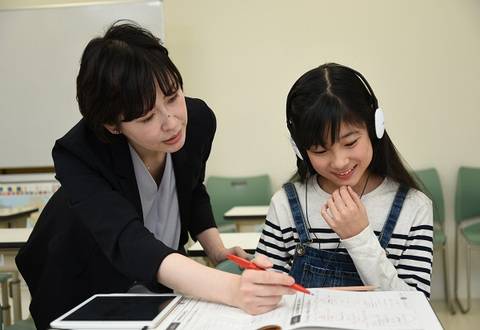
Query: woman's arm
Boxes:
[
  {"xmin": 196, "ymin": 227, "xmax": 249, "ymax": 265},
  {"xmin": 157, "ymin": 253, "xmax": 295, "ymax": 315}
]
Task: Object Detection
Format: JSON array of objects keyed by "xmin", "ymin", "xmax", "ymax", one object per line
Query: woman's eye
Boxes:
[
  {"xmin": 345, "ymin": 139, "xmax": 358, "ymax": 147},
  {"xmin": 141, "ymin": 114, "xmax": 154, "ymax": 123},
  {"xmin": 167, "ymin": 94, "xmax": 178, "ymax": 104}
]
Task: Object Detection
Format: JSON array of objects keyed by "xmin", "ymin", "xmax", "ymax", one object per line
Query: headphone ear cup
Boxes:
[
  {"xmin": 374, "ymin": 108, "xmax": 385, "ymax": 139},
  {"xmin": 289, "ymin": 136, "xmax": 304, "ymax": 160}
]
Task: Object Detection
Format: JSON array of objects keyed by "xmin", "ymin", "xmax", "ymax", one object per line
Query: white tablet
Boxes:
[{"xmin": 50, "ymin": 293, "xmax": 181, "ymax": 329}]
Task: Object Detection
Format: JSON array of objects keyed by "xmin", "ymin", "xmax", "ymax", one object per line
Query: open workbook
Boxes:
[{"xmin": 156, "ymin": 289, "xmax": 443, "ymax": 330}]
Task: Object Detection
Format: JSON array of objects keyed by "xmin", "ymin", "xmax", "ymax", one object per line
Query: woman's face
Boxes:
[
  {"xmin": 306, "ymin": 122, "xmax": 373, "ymax": 194},
  {"xmin": 111, "ymin": 87, "xmax": 188, "ymax": 155}
]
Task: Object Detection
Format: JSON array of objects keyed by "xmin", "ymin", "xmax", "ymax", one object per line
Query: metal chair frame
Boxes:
[{"xmin": 454, "ymin": 219, "xmax": 480, "ymax": 313}]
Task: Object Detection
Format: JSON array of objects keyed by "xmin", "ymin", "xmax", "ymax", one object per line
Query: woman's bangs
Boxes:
[
  {"xmin": 153, "ymin": 64, "xmax": 181, "ymax": 97},
  {"xmin": 119, "ymin": 57, "xmax": 157, "ymax": 122},
  {"xmin": 120, "ymin": 53, "xmax": 182, "ymax": 122}
]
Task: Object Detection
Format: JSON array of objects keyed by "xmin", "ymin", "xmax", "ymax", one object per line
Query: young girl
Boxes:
[
  {"xmin": 17, "ymin": 22, "xmax": 294, "ymax": 330},
  {"xmin": 256, "ymin": 63, "xmax": 433, "ymax": 297}
]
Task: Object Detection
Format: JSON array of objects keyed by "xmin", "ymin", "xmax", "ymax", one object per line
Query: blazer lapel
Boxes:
[
  {"xmin": 109, "ymin": 136, "xmax": 143, "ymax": 221},
  {"xmin": 172, "ymin": 148, "xmax": 191, "ymax": 223}
]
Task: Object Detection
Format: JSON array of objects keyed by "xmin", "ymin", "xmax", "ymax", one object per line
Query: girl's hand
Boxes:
[
  {"xmin": 232, "ymin": 255, "xmax": 295, "ymax": 315},
  {"xmin": 321, "ymin": 185, "xmax": 369, "ymax": 239},
  {"xmin": 213, "ymin": 246, "xmax": 250, "ymax": 265}
]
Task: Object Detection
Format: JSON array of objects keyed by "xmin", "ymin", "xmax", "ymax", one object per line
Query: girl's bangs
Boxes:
[{"xmin": 297, "ymin": 95, "xmax": 364, "ymax": 150}]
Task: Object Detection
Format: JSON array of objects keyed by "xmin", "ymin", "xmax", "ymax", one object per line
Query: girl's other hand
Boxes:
[
  {"xmin": 233, "ymin": 254, "xmax": 295, "ymax": 315},
  {"xmin": 321, "ymin": 185, "xmax": 369, "ymax": 239}
]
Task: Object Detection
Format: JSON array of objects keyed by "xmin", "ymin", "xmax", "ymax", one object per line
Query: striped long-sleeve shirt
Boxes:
[{"xmin": 255, "ymin": 176, "xmax": 434, "ymax": 298}]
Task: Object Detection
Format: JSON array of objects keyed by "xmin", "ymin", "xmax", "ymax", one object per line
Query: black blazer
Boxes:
[{"xmin": 16, "ymin": 97, "xmax": 217, "ymax": 330}]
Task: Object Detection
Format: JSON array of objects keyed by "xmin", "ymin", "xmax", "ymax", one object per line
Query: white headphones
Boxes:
[
  {"xmin": 374, "ymin": 107, "xmax": 385, "ymax": 139},
  {"xmin": 289, "ymin": 136, "xmax": 304, "ymax": 160}
]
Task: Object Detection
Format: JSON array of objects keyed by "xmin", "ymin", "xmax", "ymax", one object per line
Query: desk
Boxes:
[
  {"xmin": 224, "ymin": 205, "xmax": 268, "ymax": 232},
  {"xmin": 0, "ymin": 206, "xmax": 38, "ymax": 228},
  {"xmin": 0, "ymin": 228, "xmax": 32, "ymax": 324},
  {"xmin": 188, "ymin": 232, "xmax": 260, "ymax": 257}
]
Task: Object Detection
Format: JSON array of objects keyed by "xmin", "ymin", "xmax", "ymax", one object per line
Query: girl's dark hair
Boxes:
[
  {"xmin": 286, "ymin": 63, "xmax": 420, "ymax": 190},
  {"xmin": 76, "ymin": 20, "xmax": 183, "ymax": 142}
]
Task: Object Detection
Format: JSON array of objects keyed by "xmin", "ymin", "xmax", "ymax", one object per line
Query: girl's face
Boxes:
[
  {"xmin": 110, "ymin": 87, "xmax": 188, "ymax": 155},
  {"xmin": 306, "ymin": 122, "xmax": 373, "ymax": 194}
]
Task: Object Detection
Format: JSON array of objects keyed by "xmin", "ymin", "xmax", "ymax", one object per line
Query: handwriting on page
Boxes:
[{"xmin": 289, "ymin": 290, "xmax": 420, "ymax": 330}]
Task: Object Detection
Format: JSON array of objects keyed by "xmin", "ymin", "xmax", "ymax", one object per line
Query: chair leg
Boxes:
[
  {"xmin": 454, "ymin": 227, "xmax": 471, "ymax": 313},
  {"xmin": 441, "ymin": 245, "xmax": 455, "ymax": 314},
  {"xmin": 9, "ymin": 272, "xmax": 22, "ymax": 322},
  {"xmin": 1, "ymin": 280, "xmax": 11, "ymax": 326}
]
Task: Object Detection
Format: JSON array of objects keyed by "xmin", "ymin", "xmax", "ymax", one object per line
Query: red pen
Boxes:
[{"xmin": 227, "ymin": 254, "xmax": 312, "ymax": 295}]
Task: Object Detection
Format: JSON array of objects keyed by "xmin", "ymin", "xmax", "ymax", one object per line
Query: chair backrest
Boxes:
[
  {"xmin": 455, "ymin": 166, "xmax": 480, "ymax": 224},
  {"xmin": 206, "ymin": 175, "xmax": 272, "ymax": 229},
  {"xmin": 413, "ymin": 168, "xmax": 444, "ymax": 224}
]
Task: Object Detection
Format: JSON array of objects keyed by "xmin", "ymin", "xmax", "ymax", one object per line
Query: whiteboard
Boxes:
[{"xmin": 0, "ymin": 0, "xmax": 164, "ymax": 168}]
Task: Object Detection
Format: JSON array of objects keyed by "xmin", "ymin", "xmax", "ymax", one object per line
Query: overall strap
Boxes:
[
  {"xmin": 378, "ymin": 184, "xmax": 410, "ymax": 249},
  {"xmin": 283, "ymin": 183, "xmax": 311, "ymax": 244}
]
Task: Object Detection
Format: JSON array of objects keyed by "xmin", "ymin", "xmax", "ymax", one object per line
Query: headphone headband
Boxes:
[{"xmin": 326, "ymin": 64, "xmax": 384, "ymax": 139}]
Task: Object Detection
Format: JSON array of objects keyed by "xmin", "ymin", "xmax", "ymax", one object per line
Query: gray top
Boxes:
[{"xmin": 129, "ymin": 145, "xmax": 181, "ymax": 250}]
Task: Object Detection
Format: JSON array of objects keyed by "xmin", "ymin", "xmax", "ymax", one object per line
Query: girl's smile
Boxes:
[
  {"xmin": 307, "ymin": 122, "xmax": 374, "ymax": 194},
  {"xmin": 332, "ymin": 164, "xmax": 358, "ymax": 180}
]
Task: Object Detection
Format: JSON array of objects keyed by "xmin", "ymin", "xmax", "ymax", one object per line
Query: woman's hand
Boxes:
[
  {"xmin": 321, "ymin": 185, "xmax": 369, "ymax": 239},
  {"xmin": 213, "ymin": 246, "xmax": 250, "ymax": 264},
  {"xmin": 231, "ymin": 255, "xmax": 295, "ymax": 315}
]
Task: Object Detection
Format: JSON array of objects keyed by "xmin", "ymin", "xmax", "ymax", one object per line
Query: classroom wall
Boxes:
[{"xmin": 163, "ymin": 0, "xmax": 480, "ymax": 299}]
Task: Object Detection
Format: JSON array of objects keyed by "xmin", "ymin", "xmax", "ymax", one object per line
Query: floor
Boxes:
[{"xmin": 431, "ymin": 299, "xmax": 480, "ymax": 330}]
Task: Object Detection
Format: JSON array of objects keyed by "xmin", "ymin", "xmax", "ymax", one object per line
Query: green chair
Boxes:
[
  {"xmin": 414, "ymin": 168, "xmax": 455, "ymax": 314},
  {"xmin": 215, "ymin": 260, "xmax": 243, "ymax": 275},
  {"xmin": 454, "ymin": 166, "xmax": 480, "ymax": 313},
  {"xmin": 206, "ymin": 175, "xmax": 272, "ymax": 232}
]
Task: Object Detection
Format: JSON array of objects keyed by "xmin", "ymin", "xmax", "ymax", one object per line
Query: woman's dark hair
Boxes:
[
  {"xmin": 76, "ymin": 20, "xmax": 183, "ymax": 142},
  {"xmin": 286, "ymin": 63, "xmax": 420, "ymax": 190}
]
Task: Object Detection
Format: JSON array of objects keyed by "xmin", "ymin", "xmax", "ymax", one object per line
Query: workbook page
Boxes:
[
  {"xmin": 283, "ymin": 289, "xmax": 441, "ymax": 330},
  {"xmin": 155, "ymin": 296, "xmax": 290, "ymax": 330},
  {"xmin": 155, "ymin": 290, "xmax": 442, "ymax": 330}
]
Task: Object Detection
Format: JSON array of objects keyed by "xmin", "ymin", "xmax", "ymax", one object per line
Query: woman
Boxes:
[{"xmin": 17, "ymin": 21, "xmax": 294, "ymax": 330}]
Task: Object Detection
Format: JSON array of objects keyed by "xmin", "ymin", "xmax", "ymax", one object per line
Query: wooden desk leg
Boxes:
[
  {"xmin": 10, "ymin": 272, "xmax": 22, "ymax": 322},
  {"xmin": 1, "ymin": 280, "xmax": 11, "ymax": 326}
]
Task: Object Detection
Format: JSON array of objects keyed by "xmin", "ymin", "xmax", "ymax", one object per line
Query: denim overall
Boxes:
[{"xmin": 284, "ymin": 182, "xmax": 409, "ymax": 288}]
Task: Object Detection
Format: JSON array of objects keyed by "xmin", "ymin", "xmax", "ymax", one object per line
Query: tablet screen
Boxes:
[{"xmin": 63, "ymin": 295, "xmax": 177, "ymax": 321}]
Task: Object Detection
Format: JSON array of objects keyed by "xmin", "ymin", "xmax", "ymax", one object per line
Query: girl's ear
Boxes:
[{"xmin": 104, "ymin": 123, "xmax": 121, "ymax": 135}]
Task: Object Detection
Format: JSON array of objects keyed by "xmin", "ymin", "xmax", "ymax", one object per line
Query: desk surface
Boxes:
[
  {"xmin": 188, "ymin": 232, "xmax": 261, "ymax": 257},
  {"xmin": 224, "ymin": 206, "xmax": 268, "ymax": 219},
  {"xmin": 0, "ymin": 228, "xmax": 32, "ymax": 249},
  {"xmin": 0, "ymin": 206, "xmax": 38, "ymax": 219}
]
